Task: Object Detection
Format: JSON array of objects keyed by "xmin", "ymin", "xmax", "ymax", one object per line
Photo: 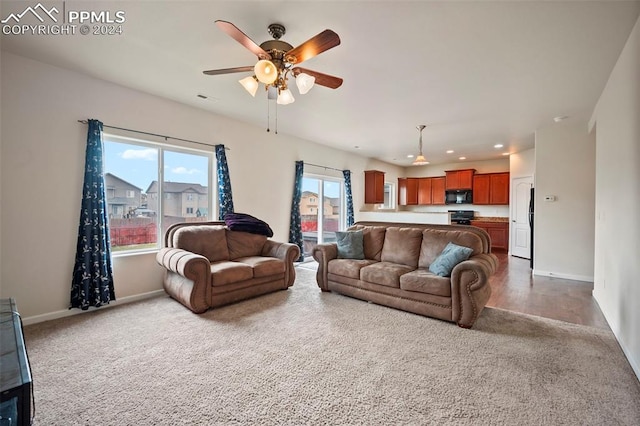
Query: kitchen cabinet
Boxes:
[
  {"xmin": 473, "ymin": 172, "xmax": 510, "ymax": 205},
  {"xmin": 398, "ymin": 178, "xmax": 418, "ymax": 205},
  {"xmin": 364, "ymin": 170, "xmax": 385, "ymax": 204},
  {"xmin": 416, "ymin": 177, "xmax": 446, "ymax": 205},
  {"xmin": 489, "ymin": 172, "xmax": 510, "ymax": 204},
  {"xmin": 417, "ymin": 178, "xmax": 432, "ymax": 205},
  {"xmin": 471, "ymin": 221, "xmax": 509, "ymax": 251},
  {"xmin": 445, "ymin": 169, "xmax": 475, "ymax": 190},
  {"xmin": 431, "ymin": 177, "xmax": 446, "ymax": 205}
]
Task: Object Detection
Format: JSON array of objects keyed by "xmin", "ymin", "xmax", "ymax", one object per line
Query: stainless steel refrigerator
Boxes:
[{"xmin": 529, "ymin": 187, "xmax": 534, "ymax": 269}]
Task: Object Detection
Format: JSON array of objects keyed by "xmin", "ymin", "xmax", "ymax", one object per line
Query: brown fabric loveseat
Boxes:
[
  {"xmin": 312, "ymin": 221, "xmax": 498, "ymax": 328},
  {"xmin": 156, "ymin": 221, "xmax": 300, "ymax": 313}
]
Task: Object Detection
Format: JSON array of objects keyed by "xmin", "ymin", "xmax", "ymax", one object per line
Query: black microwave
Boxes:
[{"xmin": 445, "ymin": 189, "xmax": 473, "ymax": 204}]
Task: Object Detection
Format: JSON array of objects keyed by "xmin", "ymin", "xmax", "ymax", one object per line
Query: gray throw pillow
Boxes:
[
  {"xmin": 428, "ymin": 242, "xmax": 474, "ymax": 277},
  {"xmin": 335, "ymin": 230, "xmax": 365, "ymax": 260}
]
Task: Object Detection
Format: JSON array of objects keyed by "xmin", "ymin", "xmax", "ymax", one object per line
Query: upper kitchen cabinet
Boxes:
[
  {"xmin": 431, "ymin": 177, "xmax": 446, "ymax": 205},
  {"xmin": 364, "ymin": 170, "xmax": 385, "ymax": 204},
  {"xmin": 445, "ymin": 169, "xmax": 475, "ymax": 190},
  {"xmin": 473, "ymin": 172, "xmax": 510, "ymax": 205},
  {"xmin": 398, "ymin": 177, "xmax": 419, "ymax": 206}
]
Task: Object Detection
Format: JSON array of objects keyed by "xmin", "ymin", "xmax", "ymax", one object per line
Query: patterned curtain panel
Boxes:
[
  {"xmin": 215, "ymin": 144, "xmax": 234, "ymax": 220},
  {"xmin": 70, "ymin": 119, "xmax": 115, "ymax": 310},
  {"xmin": 343, "ymin": 170, "xmax": 355, "ymax": 227},
  {"xmin": 289, "ymin": 161, "xmax": 305, "ymax": 262}
]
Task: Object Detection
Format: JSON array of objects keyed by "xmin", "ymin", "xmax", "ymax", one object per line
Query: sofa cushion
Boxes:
[
  {"xmin": 328, "ymin": 259, "xmax": 378, "ymax": 279},
  {"xmin": 335, "ymin": 230, "xmax": 365, "ymax": 259},
  {"xmin": 226, "ymin": 230, "xmax": 268, "ymax": 260},
  {"xmin": 429, "ymin": 242, "xmax": 474, "ymax": 277},
  {"xmin": 400, "ymin": 269, "xmax": 452, "ymax": 297},
  {"xmin": 351, "ymin": 225, "xmax": 387, "ymax": 261},
  {"xmin": 173, "ymin": 225, "xmax": 229, "ymax": 262},
  {"xmin": 360, "ymin": 262, "xmax": 415, "ymax": 288},
  {"xmin": 380, "ymin": 227, "xmax": 423, "ymax": 268},
  {"xmin": 418, "ymin": 228, "xmax": 484, "ymax": 268},
  {"xmin": 234, "ymin": 256, "xmax": 285, "ymax": 278},
  {"xmin": 210, "ymin": 261, "xmax": 253, "ymax": 286}
]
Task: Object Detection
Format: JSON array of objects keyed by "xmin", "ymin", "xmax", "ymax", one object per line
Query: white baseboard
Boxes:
[
  {"xmin": 592, "ymin": 296, "xmax": 640, "ymax": 382},
  {"xmin": 533, "ymin": 269, "xmax": 594, "ymax": 282},
  {"xmin": 21, "ymin": 289, "xmax": 166, "ymax": 326}
]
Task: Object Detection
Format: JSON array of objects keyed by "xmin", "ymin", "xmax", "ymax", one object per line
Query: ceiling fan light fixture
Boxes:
[
  {"xmin": 295, "ymin": 72, "xmax": 315, "ymax": 95},
  {"xmin": 254, "ymin": 59, "xmax": 278, "ymax": 84},
  {"xmin": 277, "ymin": 88, "xmax": 295, "ymax": 105},
  {"xmin": 239, "ymin": 75, "xmax": 259, "ymax": 97}
]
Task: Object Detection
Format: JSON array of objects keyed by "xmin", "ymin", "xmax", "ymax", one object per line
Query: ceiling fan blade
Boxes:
[
  {"xmin": 293, "ymin": 67, "xmax": 343, "ymax": 89},
  {"xmin": 203, "ymin": 66, "xmax": 254, "ymax": 76},
  {"xmin": 215, "ymin": 20, "xmax": 271, "ymax": 60},
  {"xmin": 285, "ymin": 29, "xmax": 341, "ymax": 64}
]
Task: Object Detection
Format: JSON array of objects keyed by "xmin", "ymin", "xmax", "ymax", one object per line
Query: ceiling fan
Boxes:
[{"xmin": 203, "ymin": 20, "xmax": 343, "ymax": 105}]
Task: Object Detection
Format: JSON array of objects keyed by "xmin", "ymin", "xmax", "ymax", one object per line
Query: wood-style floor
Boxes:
[{"xmin": 488, "ymin": 252, "xmax": 609, "ymax": 329}]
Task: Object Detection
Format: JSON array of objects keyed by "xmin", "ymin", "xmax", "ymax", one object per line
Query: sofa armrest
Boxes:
[
  {"xmin": 261, "ymin": 240, "xmax": 301, "ymax": 287},
  {"xmin": 450, "ymin": 253, "xmax": 498, "ymax": 328},
  {"xmin": 312, "ymin": 243, "xmax": 338, "ymax": 291},
  {"xmin": 156, "ymin": 248, "xmax": 211, "ymax": 313}
]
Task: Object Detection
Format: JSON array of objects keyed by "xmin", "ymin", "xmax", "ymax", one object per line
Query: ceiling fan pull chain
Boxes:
[
  {"xmin": 275, "ymin": 99, "xmax": 278, "ymax": 135},
  {"xmin": 266, "ymin": 95, "xmax": 270, "ymax": 133}
]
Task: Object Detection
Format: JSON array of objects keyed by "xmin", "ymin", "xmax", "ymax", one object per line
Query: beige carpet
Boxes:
[{"xmin": 24, "ymin": 267, "xmax": 640, "ymax": 425}]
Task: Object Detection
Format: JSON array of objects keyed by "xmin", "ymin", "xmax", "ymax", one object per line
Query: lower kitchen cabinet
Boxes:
[{"xmin": 471, "ymin": 221, "xmax": 509, "ymax": 251}]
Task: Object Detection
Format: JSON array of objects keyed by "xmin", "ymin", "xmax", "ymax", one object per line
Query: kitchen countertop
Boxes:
[{"xmin": 472, "ymin": 216, "xmax": 509, "ymax": 223}]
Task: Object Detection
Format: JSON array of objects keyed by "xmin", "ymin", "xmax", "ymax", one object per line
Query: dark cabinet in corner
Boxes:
[
  {"xmin": 364, "ymin": 170, "xmax": 385, "ymax": 204},
  {"xmin": 473, "ymin": 172, "xmax": 510, "ymax": 205}
]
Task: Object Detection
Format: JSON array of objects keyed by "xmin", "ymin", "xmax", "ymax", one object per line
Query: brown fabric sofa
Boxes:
[
  {"xmin": 156, "ymin": 221, "xmax": 300, "ymax": 313},
  {"xmin": 312, "ymin": 221, "xmax": 498, "ymax": 328}
]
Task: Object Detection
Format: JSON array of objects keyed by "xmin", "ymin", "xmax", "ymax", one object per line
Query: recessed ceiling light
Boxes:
[
  {"xmin": 459, "ymin": 156, "xmax": 466, "ymax": 160},
  {"xmin": 502, "ymin": 152, "xmax": 510, "ymax": 156},
  {"xmin": 354, "ymin": 146, "xmax": 359, "ymax": 149},
  {"xmin": 554, "ymin": 115, "xmax": 569, "ymax": 123},
  {"xmin": 494, "ymin": 144, "xmax": 503, "ymax": 148},
  {"xmin": 446, "ymin": 150, "xmax": 454, "ymax": 154},
  {"xmin": 407, "ymin": 154, "xmax": 414, "ymax": 158}
]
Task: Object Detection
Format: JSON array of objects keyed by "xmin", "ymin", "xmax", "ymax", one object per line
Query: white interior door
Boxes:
[{"xmin": 511, "ymin": 176, "xmax": 533, "ymax": 258}]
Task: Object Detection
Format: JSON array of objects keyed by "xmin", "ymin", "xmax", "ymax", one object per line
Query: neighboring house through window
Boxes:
[
  {"xmin": 299, "ymin": 174, "xmax": 345, "ymax": 257},
  {"xmin": 103, "ymin": 134, "xmax": 214, "ymax": 253}
]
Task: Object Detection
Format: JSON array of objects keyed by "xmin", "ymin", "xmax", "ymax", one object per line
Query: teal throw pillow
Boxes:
[
  {"xmin": 335, "ymin": 230, "xmax": 365, "ymax": 260},
  {"xmin": 428, "ymin": 242, "xmax": 474, "ymax": 277}
]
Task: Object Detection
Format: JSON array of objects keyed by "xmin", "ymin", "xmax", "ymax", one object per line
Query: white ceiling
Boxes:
[{"xmin": 2, "ymin": 1, "xmax": 639, "ymax": 166}]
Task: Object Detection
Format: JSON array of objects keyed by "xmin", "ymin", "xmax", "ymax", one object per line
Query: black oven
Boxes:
[
  {"xmin": 445, "ymin": 189, "xmax": 473, "ymax": 205},
  {"xmin": 449, "ymin": 210, "xmax": 475, "ymax": 225}
]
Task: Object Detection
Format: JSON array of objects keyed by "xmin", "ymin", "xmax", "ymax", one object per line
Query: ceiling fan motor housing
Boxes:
[{"xmin": 267, "ymin": 23, "xmax": 286, "ymax": 40}]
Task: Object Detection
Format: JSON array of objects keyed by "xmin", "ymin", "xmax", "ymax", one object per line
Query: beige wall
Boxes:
[
  {"xmin": 533, "ymin": 120, "xmax": 596, "ymax": 281},
  {"xmin": 590, "ymin": 15, "xmax": 640, "ymax": 379},
  {"xmin": 0, "ymin": 52, "xmax": 401, "ymax": 320},
  {"xmin": 509, "ymin": 148, "xmax": 535, "ymax": 179}
]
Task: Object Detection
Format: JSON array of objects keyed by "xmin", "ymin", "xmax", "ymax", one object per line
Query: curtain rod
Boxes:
[
  {"xmin": 304, "ymin": 162, "xmax": 345, "ymax": 173},
  {"xmin": 77, "ymin": 120, "xmax": 227, "ymax": 150}
]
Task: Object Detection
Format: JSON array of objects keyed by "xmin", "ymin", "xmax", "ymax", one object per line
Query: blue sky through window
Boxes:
[{"xmin": 104, "ymin": 139, "xmax": 209, "ymax": 191}]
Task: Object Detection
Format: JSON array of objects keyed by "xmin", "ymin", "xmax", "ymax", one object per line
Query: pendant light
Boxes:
[{"xmin": 412, "ymin": 125, "xmax": 429, "ymax": 165}]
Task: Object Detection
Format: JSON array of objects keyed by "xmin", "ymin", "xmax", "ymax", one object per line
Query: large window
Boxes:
[
  {"xmin": 103, "ymin": 134, "xmax": 214, "ymax": 253},
  {"xmin": 300, "ymin": 174, "xmax": 345, "ymax": 257}
]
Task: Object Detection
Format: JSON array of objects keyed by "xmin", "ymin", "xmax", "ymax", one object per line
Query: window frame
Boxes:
[{"xmin": 103, "ymin": 133, "xmax": 216, "ymax": 256}]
